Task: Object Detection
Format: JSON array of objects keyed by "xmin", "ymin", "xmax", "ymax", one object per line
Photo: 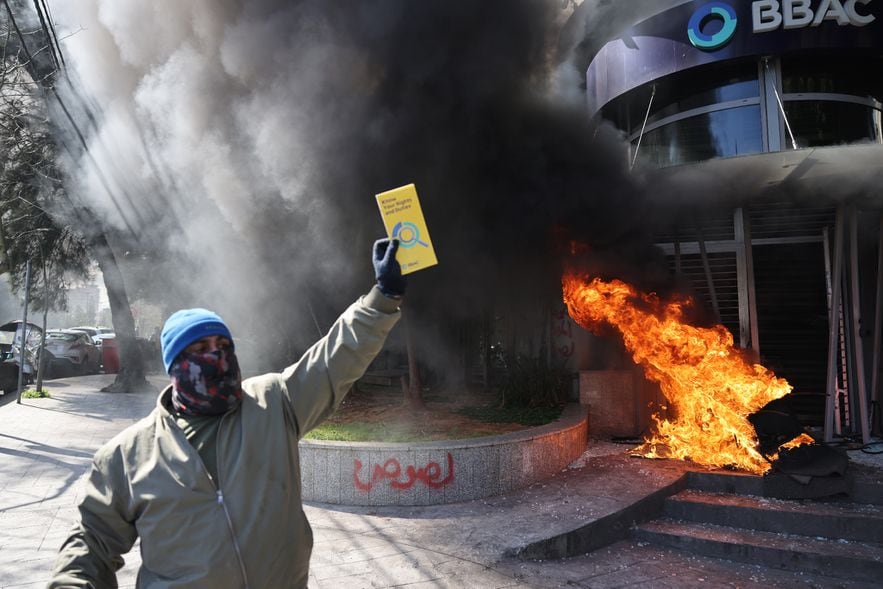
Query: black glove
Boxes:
[{"xmin": 373, "ymin": 238, "xmax": 407, "ymax": 297}]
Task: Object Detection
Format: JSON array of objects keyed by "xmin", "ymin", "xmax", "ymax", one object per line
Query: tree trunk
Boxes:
[
  {"xmin": 91, "ymin": 233, "xmax": 152, "ymax": 393},
  {"xmin": 0, "ymin": 219, "xmax": 8, "ymax": 275},
  {"xmin": 34, "ymin": 304, "xmax": 48, "ymax": 391},
  {"xmin": 35, "ymin": 291, "xmax": 48, "ymax": 391},
  {"xmin": 401, "ymin": 309, "xmax": 425, "ymax": 410},
  {"xmin": 34, "ymin": 251, "xmax": 50, "ymax": 392}
]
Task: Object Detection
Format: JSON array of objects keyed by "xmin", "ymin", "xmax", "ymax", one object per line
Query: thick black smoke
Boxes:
[{"xmin": 54, "ymin": 0, "xmax": 669, "ymax": 373}]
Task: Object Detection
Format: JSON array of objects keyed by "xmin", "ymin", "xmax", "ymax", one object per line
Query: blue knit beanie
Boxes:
[{"xmin": 161, "ymin": 308, "xmax": 233, "ymax": 373}]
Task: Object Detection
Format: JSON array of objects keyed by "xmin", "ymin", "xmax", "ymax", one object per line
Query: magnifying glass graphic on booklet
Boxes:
[{"xmin": 392, "ymin": 221, "xmax": 429, "ymax": 248}]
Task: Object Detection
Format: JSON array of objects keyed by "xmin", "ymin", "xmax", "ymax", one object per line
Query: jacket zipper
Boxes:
[
  {"xmin": 186, "ymin": 413, "xmax": 251, "ymax": 589},
  {"xmin": 213, "ymin": 410, "xmax": 251, "ymax": 589},
  {"xmin": 216, "ymin": 489, "xmax": 250, "ymax": 588}
]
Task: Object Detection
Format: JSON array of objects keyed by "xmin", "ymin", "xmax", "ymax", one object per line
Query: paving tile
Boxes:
[{"xmin": 3, "ymin": 376, "xmax": 881, "ymax": 589}]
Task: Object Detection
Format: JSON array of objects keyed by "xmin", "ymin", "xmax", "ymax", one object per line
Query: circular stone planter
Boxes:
[{"xmin": 299, "ymin": 403, "xmax": 588, "ymax": 506}]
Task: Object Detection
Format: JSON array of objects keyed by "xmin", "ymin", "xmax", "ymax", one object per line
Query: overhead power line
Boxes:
[
  {"xmin": 30, "ymin": 0, "xmax": 61, "ymax": 69},
  {"xmin": 3, "ymin": 0, "xmax": 139, "ymax": 236}
]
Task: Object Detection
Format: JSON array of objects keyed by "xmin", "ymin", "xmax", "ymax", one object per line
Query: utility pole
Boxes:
[{"xmin": 16, "ymin": 260, "xmax": 31, "ymax": 403}]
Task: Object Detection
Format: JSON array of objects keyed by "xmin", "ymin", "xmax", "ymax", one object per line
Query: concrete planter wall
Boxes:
[
  {"xmin": 299, "ymin": 403, "xmax": 588, "ymax": 506},
  {"xmin": 579, "ymin": 369, "xmax": 666, "ymax": 438}
]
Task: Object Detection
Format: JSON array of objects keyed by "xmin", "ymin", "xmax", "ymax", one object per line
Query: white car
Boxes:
[
  {"xmin": 94, "ymin": 332, "xmax": 116, "ymax": 345},
  {"xmin": 68, "ymin": 326, "xmax": 103, "ymax": 346},
  {"xmin": 44, "ymin": 330, "xmax": 101, "ymax": 376}
]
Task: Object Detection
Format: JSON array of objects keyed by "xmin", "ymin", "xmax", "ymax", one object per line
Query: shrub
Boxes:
[
  {"xmin": 497, "ymin": 354, "xmax": 569, "ymax": 409},
  {"xmin": 21, "ymin": 388, "xmax": 51, "ymax": 398}
]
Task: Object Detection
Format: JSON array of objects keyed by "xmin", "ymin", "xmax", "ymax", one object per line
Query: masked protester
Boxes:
[{"xmin": 50, "ymin": 239, "xmax": 406, "ymax": 588}]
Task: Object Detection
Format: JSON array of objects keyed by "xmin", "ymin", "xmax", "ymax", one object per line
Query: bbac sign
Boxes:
[
  {"xmin": 752, "ymin": 0, "xmax": 876, "ymax": 33},
  {"xmin": 688, "ymin": 0, "xmax": 877, "ymax": 50}
]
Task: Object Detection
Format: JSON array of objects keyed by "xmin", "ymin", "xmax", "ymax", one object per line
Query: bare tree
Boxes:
[
  {"xmin": 1, "ymin": 2, "xmax": 150, "ymax": 392},
  {"xmin": 0, "ymin": 31, "xmax": 91, "ymax": 390},
  {"xmin": 400, "ymin": 309, "xmax": 426, "ymax": 410}
]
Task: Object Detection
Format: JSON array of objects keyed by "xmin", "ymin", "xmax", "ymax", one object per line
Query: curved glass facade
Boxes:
[
  {"xmin": 601, "ymin": 61, "xmax": 759, "ymax": 136},
  {"xmin": 636, "ymin": 105, "xmax": 763, "ymax": 168},
  {"xmin": 599, "ymin": 54, "xmax": 883, "ymax": 168}
]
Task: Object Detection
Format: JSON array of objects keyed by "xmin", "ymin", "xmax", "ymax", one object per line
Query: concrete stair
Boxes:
[{"xmin": 633, "ymin": 486, "xmax": 883, "ymax": 583}]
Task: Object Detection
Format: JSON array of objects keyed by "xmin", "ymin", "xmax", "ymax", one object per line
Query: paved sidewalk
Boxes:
[
  {"xmin": 1, "ymin": 376, "xmax": 880, "ymax": 588},
  {"xmin": 0, "ymin": 375, "xmax": 160, "ymax": 588}
]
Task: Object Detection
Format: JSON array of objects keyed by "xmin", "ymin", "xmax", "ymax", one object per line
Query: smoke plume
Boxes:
[{"xmin": 50, "ymin": 0, "xmax": 661, "ymax": 373}]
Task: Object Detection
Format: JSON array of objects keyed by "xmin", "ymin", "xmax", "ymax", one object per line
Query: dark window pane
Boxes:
[
  {"xmin": 784, "ymin": 101, "xmax": 883, "ymax": 147},
  {"xmin": 752, "ymin": 242, "xmax": 829, "ymax": 396},
  {"xmin": 635, "ymin": 106, "xmax": 763, "ymax": 167},
  {"xmin": 782, "ymin": 54, "xmax": 883, "ymax": 102}
]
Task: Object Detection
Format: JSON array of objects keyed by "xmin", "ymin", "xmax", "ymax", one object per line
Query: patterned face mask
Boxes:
[{"xmin": 169, "ymin": 348, "xmax": 242, "ymax": 416}]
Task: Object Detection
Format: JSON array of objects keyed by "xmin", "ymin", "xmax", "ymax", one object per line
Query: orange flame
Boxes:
[
  {"xmin": 563, "ymin": 273, "xmax": 794, "ymax": 474},
  {"xmin": 779, "ymin": 434, "xmax": 815, "ymax": 450}
]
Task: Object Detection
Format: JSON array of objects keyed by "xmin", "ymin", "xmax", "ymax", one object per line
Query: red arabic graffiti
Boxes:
[
  {"xmin": 353, "ymin": 453, "xmax": 455, "ymax": 492},
  {"xmin": 557, "ymin": 341, "xmax": 575, "ymax": 358},
  {"xmin": 552, "ymin": 307, "xmax": 572, "ymax": 337},
  {"xmin": 552, "ymin": 305, "xmax": 576, "ymax": 363}
]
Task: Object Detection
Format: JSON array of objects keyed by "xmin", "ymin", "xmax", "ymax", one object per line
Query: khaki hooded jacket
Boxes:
[{"xmin": 49, "ymin": 287, "xmax": 401, "ymax": 588}]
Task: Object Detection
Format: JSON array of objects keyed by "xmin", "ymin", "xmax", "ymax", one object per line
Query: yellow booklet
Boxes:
[{"xmin": 375, "ymin": 183, "xmax": 438, "ymax": 275}]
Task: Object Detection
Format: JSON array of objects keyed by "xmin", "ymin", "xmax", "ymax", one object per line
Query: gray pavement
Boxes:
[{"xmin": 1, "ymin": 375, "xmax": 880, "ymax": 588}]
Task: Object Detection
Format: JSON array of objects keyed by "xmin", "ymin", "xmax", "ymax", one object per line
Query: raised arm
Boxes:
[{"xmin": 281, "ymin": 239, "xmax": 405, "ymax": 436}]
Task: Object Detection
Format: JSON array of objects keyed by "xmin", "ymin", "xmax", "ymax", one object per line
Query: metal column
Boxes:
[
  {"xmin": 824, "ymin": 208, "xmax": 845, "ymax": 443},
  {"xmin": 847, "ymin": 206, "xmax": 871, "ymax": 444},
  {"xmin": 871, "ymin": 214, "xmax": 883, "ymax": 436},
  {"xmin": 735, "ymin": 208, "xmax": 760, "ymax": 355}
]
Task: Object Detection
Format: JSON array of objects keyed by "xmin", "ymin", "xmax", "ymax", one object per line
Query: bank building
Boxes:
[{"xmin": 560, "ymin": 0, "xmax": 883, "ymax": 443}]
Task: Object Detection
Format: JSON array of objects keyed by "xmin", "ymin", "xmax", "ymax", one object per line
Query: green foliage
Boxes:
[
  {"xmin": 456, "ymin": 405, "xmax": 563, "ymax": 426},
  {"xmin": 21, "ymin": 388, "xmax": 51, "ymax": 398},
  {"xmin": 497, "ymin": 353, "xmax": 570, "ymax": 408}
]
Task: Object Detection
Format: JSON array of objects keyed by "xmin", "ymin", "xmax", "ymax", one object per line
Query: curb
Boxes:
[{"xmin": 300, "ymin": 404, "xmax": 588, "ymax": 505}]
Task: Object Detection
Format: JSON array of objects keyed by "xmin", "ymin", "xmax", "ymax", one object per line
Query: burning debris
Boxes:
[
  {"xmin": 750, "ymin": 397, "xmax": 849, "ymax": 485},
  {"xmin": 562, "ymin": 273, "xmax": 807, "ymax": 475}
]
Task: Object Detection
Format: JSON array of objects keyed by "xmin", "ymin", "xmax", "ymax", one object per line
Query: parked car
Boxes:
[
  {"xmin": 0, "ymin": 361, "xmax": 17, "ymax": 394},
  {"xmin": 0, "ymin": 320, "xmax": 42, "ymax": 391},
  {"xmin": 0, "ymin": 330, "xmax": 19, "ymax": 394},
  {"xmin": 43, "ymin": 329, "xmax": 101, "ymax": 376},
  {"xmin": 94, "ymin": 331, "xmax": 116, "ymax": 346},
  {"xmin": 68, "ymin": 326, "xmax": 104, "ymax": 346}
]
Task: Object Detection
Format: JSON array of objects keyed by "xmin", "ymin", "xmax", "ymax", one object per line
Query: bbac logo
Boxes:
[{"xmin": 688, "ymin": 2, "xmax": 739, "ymax": 50}]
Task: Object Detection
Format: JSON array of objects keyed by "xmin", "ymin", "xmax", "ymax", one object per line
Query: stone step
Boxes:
[
  {"xmin": 686, "ymin": 465, "xmax": 883, "ymax": 505},
  {"xmin": 664, "ymin": 489, "xmax": 883, "ymax": 543},
  {"xmin": 634, "ymin": 518, "xmax": 883, "ymax": 583},
  {"xmin": 849, "ymin": 464, "xmax": 883, "ymax": 505},
  {"xmin": 686, "ymin": 470, "xmax": 764, "ymax": 495}
]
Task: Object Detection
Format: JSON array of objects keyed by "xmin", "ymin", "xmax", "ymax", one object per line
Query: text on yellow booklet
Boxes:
[{"xmin": 376, "ymin": 184, "xmax": 438, "ymax": 275}]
